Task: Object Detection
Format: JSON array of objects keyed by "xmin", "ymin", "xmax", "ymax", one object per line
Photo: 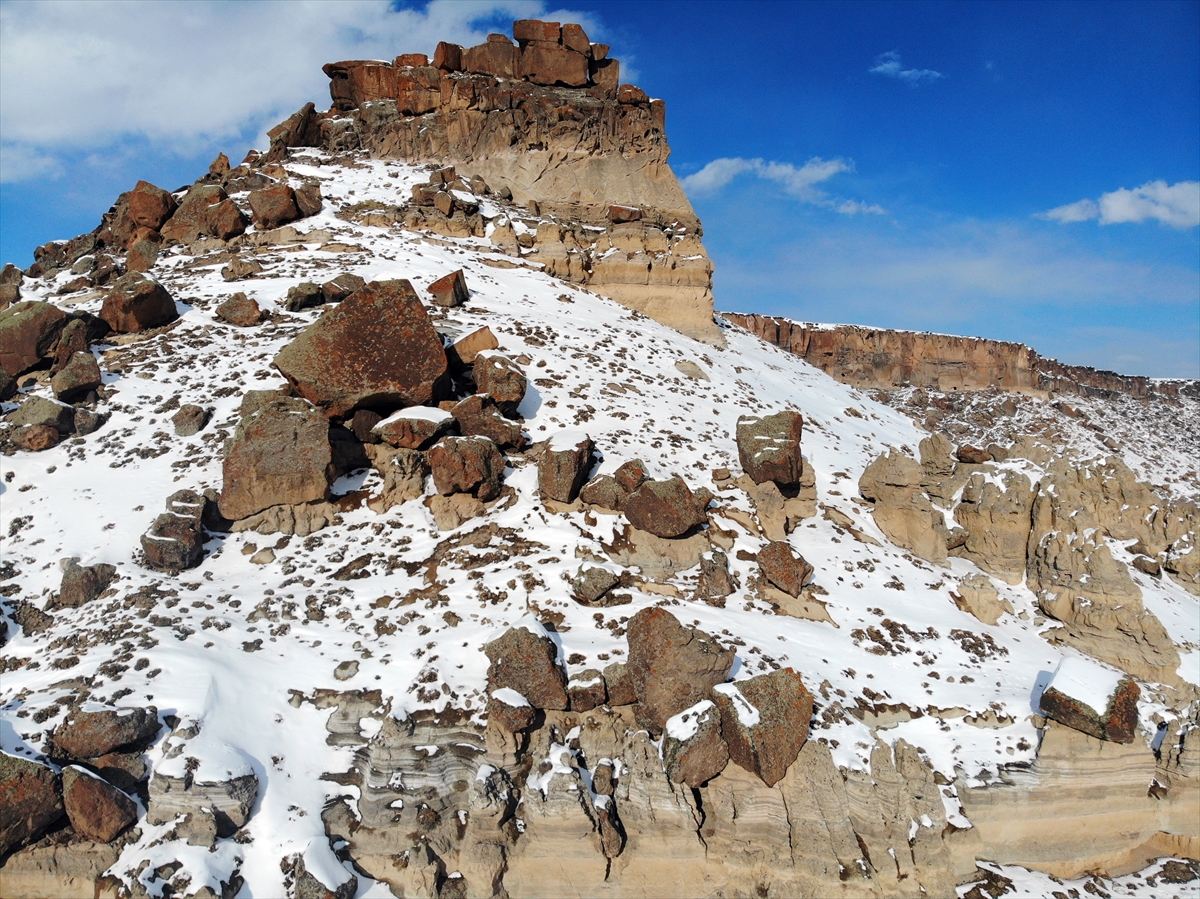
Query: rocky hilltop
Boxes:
[{"xmin": 0, "ymin": 18, "xmax": 1198, "ymax": 899}]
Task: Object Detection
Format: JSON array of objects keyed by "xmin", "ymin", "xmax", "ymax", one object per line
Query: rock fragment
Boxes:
[
  {"xmin": 662, "ymin": 699, "xmax": 728, "ymax": 786},
  {"xmin": 172, "ymin": 404, "xmax": 209, "ymax": 436},
  {"xmin": 99, "ymin": 272, "xmax": 178, "ymax": 333},
  {"xmin": 484, "ymin": 621, "xmax": 569, "ymax": 710},
  {"xmin": 55, "ymin": 558, "xmax": 117, "ymax": 609},
  {"xmin": 713, "ymin": 668, "xmax": 812, "ymax": 787},
  {"xmin": 428, "ymin": 435, "xmax": 505, "ymax": 501},
  {"xmin": 474, "ymin": 352, "xmax": 527, "ymax": 415},
  {"xmin": 1039, "ymin": 656, "xmax": 1140, "ymax": 744},
  {"xmin": 373, "ymin": 406, "xmax": 455, "ymax": 449},
  {"xmin": 736, "ymin": 411, "xmax": 803, "ymax": 486},
  {"xmin": 0, "ymin": 752, "xmax": 64, "ymax": 857},
  {"xmin": 62, "ymin": 766, "xmax": 138, "ymax": 842},
  {"xmin": 757, "ymin": 541, "xmax": 814, "ymax": 597},
  {"xmin": 427, "ymin": 269, "xmax": 469, "ymax": 307},
  {"xmin": 216, "ymin": 291, "xmax": 266, "ymax": 325},
  {"xmin": 52, "ymin": 706, "xmax": 160, "ymax": 759},
  {"xmin": 622, "ymin": 476, "xmax": 708, "ymax": 538},
  {"xmin": 539, "ymin": 431, "xmax": 593, "ymax": 503}
]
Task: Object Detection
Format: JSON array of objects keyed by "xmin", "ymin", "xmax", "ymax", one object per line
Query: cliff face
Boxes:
[
  {"xmin": 267, "ymin": 20, "xmax": 719, "ymax": 343},
  {"xmin": 725, "ymin": 314, "xmax": 1199, "ymax": 400}
]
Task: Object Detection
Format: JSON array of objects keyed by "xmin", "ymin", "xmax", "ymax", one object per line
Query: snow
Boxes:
[
  {"xmin": 1, "ymin": 149, "xmax": 1193, "ymax": 895},
  {"xmin": 1045, "ymin": 656, "xmax": 1124, "ymax": 716},
  {"xmin": 665, "ymin": 699, "xmax": 715, "ymax": 741},
  {"xmin": 491, "ymin": 687, "xmax": 530, "ymax": 707},
  {"xmin": 548, "ymin": 429, "xmax": 590, "ymax": 451},
  {"xmin": 375, "ymin": 405, "xmax": 453, "ymax": 427},
  {"xmin": 713, "ymin": 684, "xmax": 760, "ymax": 727}
]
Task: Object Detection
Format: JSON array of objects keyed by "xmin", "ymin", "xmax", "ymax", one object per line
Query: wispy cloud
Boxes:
[
  {"xmin": 0, "ymin": 144, "xmax": 62, "ymax": 183},
  {"xmin": 681, "ymin": 156, "xmax": 885, "ymax": 214},
  {"xmin": 1038, "ymin": 180, "xmax": 1200, "ymax": 228},
  {"xmin": 869, "ymin": 51, "xmax": 943, "ymax": 86},
  {"xmin": 0, "ymin": 0, "xmax": 601, "ymax": 182}
]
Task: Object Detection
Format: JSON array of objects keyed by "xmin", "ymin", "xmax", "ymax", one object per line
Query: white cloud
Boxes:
[
  {"xmin": 0, "ymin": 0, "xmax": 600, "ymax": 179},
  {"xmin": 1038, "ymin": 180, "xmax": 1199, "ymax": 228},
  {"xmin": 681, "ymin": 156, "xmax": 884, "ymax": 214},
  {"xmin": 0, "ymin": 144, "xmax": 62, "ymax": 183},
  {"xmin": 869, "ymin": 51, "xmax": 943, "ymax": 86}
]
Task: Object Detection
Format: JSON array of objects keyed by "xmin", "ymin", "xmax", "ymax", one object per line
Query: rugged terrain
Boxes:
[{"xmin": 0, "ymin": 19, "xmax": 1197, "ymax": 899}]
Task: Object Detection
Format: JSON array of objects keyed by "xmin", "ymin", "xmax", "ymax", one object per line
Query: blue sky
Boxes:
[{"xmin": 2, "ymin": 0, "xmax": 1197, "ymax": 376}]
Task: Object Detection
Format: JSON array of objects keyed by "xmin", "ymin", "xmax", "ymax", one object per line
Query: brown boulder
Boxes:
[
  {"xmin": 11, "ymin": 394, "xmax": 75, "ymax": 434},
  {"xmin": 568, "ymin": 670, "xmax": 607, "ymax": 712},
  {"xmin": 956, "ymin": 444, "xmax": 990, "ymax": 464},
  {"xmin": 736, "ymin": 410, "xmax": 804, "ymax": 486},
  {"xmin": 463, "ymin": 37, "xmax": 517, "ymax": 78},
  {"xmin": 294, "ymin": 182, "xmax": 323, "ymax": 217},
  {"xmin": 160, "ymin": 184, "xmax": 231, "ymax": 243},
  {"xmin": 539, "ymin": 431, "xmax": 594, "ymax": 503},
  {"xmin": 474, "ymin": 352, "xmax": 526, "ymax": 415},
  {"xmin": 125, "ymin": 237, "xmax": 160, "ymax": 273},
  {"xmin": 142, "ymin": 489, "xmax": 207, "ymax": 572},
  {"xmin": 484, "ymin": 622, "xmax": 569, "ymax": 710},
  {"xmin": 218, "ymin": 395, "xmax": 332, "ymax": 520},
  {"xmin": 428, "ymin": 435, "xmax": 505, "ymax": 502},
  {"xmin": 713, "ymin": 668, "xmax": 812, "ymax": 787},
  {"xmin": 12, "ymin": 423, "xmax": 61, "ymax": 452},
  {"xmin": 62, "ymin": 766, "xmax": 137, "ymax": 842},
  {"xmin": 561, "ymin": 23, "xmax": 591, "ymax": 54},
  {"xmin": 487, "ymin": 690, "xmax": 536, "ymax": 733},
  {"xmin": 51, "ymin": 352, "xmax": 102, "ymax": 402},
  {"xmin": 615, "ymin": 459, "xmax": 649, "ymax": 491},
  {"xmin": 55, "ymin": 559, "xmax": 117, "ymax": 609},
  {"xmin": 519, "ymin": 42, "xmax": 589, "ymax": 87},
  {"xmin": 99, "ymin": 273, "xmax": 178, "ymax": 333},
  {"xmin": 757, "ymin": 541, "xmax": 814, "ymax": 597},
  {"xmin": 172, "ymin": 404, "xmax": 208, "ymax": 436},
  {"xmin": 53, "ymin": 706, "xmax": 159, "ymax": 759},
  {"xmin": 622, "ymin": 476, "xmax": 708, "ymax": 538},
  {"xmin": 1039, "ymin": 659, "xmax": 1140, "ymax": 744},
  {"xmin": 579, "ymin": 474, "xmax": 626, "ymax": 511},
  {"xmin": 321, "ymin": 272, "xmax": 365, "ymax": 303},
  {"xmin": 447, "ymin": 325, "xmax": 499, "ymax": 369},
  {"xmin": 373, "ymin": 406, "xmax": 455, "ymax": 449},
  {"xmin": 125, "ymin": 180, "xmax": 177, "ymax": 233},
  {"xmin": 208, "ymin": 198, "xmax": 250, "ymax": 240},
  {"xmin": 513, "ymin": 19, "xmax": 561, "ymax": 42},
  {"xmin": 662, "ymin": 699, "xmax": 729, "ymax": 786},
  {"xmin": 273, "ymin": 279, "xmax": 449, "ymax": 418},
  {"xmin": 0, "ymin": 300, "xmax": 66, "ymax": 377},
  {"xmin": 626, "ymin": 607, "xmax": 735, "ymax": 733},
  {"xmin": 450, "ymin": 394, "xmax": 526, "ymax": 450},
  {"xmin": 216, "ymin": 292, "xmax": 265, "ymax": 326},
  {"xmin": 284, "ymin": 281, "xmax": 324, "ymax": 312},
  {"xmin": 0, "ymin": 752, "xmax": 63, "ymax": 857},
  {"xmin": 608, "ymin": 204, "xmax": 642, "ymax": 223},
  {"xmin": 249, "ymin": 185, "xmax": 301, "ymax": 230},
  {"xmin": 433, "ymin": 41, "xmax": 463, "ymax": 71},
  {"xmin": 603, "ymin": 662, "xmax": 637, "ymax": 707},
  {"xmin": 696, "ymin": 549, "xmax": 736, "ymax": 604},
  {"xmin": 571, "ymin": 566, "xmax": 621, "ymax": 605},
  {"xmin": 209, "ymin": 153, "xmax": 231, "ymax": 175},
  {"xmin": 427, "ymin": 269, "xmax": 469, "ymax": 307}
]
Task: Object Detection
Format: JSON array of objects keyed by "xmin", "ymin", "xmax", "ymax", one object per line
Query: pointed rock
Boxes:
[{"xmin": 714, "ymin": 668, "xmax": 813, "ymax": 787}]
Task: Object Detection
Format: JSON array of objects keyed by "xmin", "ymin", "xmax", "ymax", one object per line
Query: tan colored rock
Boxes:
[
  {"xmin": 859, "ymin": 448, "xmax": 949, "ymax": 566},
  {"xmin": 951, "ymin": 573, "xmax": 1013, "ymax": 626},
  {"xmin": 951, "ymin": 469, "xmax": 1036, "ymax": 584}
]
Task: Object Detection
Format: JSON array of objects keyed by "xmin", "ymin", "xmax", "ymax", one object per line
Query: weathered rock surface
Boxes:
[
  {"xmin": 372, "ymin": 405, "xmax": 454, "ymax": 449},
  {"xmin": 141, "ymin": 489, "xmax": 207, "ymax": 572},
  {"xmin": 539, "ymin": 431, "xmax": 593, "ymax": 502},
  {"xmin": 1039, "ymin": 657, "xmax": 1140, "ymax": 744},
  {"xmin": 626, "ymin": 607, "xmax": 734, "ymax": 732},
  {"xmin": 570, "ymin": 565, "xmax": 620, "ymax": 605},
  {"xmin": 99, "ymin": 272, "xmax": 178, "ymax": 333},
  {"xmin": 474, "ymin": 352, "xmax": 527, "ymax": 415},
  {"xmin": 273, "ymin": 279, "xmax": 448, "ymax": 417},
  {"xmin": 428, "ymin": 435, "xmax": 505, "ymax": 501},
  {"xmin": 216, "ymin": 291, "xmax": 266, "ymax": 326},
  {"xmin": 736, "ymin": 411, "xmax": 803, "ymax": 486},
  {"xmin": 161, "ymin": 184, "xmax": 247, "ymax": 243},
  {"xmin": 54, "ymin": 559, "xmax": 117, "ymax": 609},
  {"xmin": 859, "ymin": 448, "xmax": 949, "ymax": 566},
  {"xmin": 427, "ymin": 268, "xmax": 469, "ymax": 307},
  {"xmin": 53, "ymin": 706, "xmax": 160, "ymax": 759},
  {"xmin": 952, "ymin": 573, "xmax": 1013, "ymax": 626},
  {"xmin": 248, "ymin": 184, "xmax": 302, "ymax": 229},
  {"xmin": 10, "ymin": 395, "xmax": 75, "ymax": 434},
  {"xmin": 171, "ymin": 403, "xmax": 208, "ymax": 436},
  {"xmin": 713, "ymin": 668, "xmax": 812, "ymax": 787},
  {"xmin": 662, "ymin": 699, "xmax": 728, "ymax": 786},
  {"xmin": 449, "ymin": 394, "xmax": 526, "ymax": 449},
  {"xmin": 0, "ymin": 300, "xmax": 66, "ymax": 377},
  {"xmin": 61, "ymin": 766, "xmax": 137, "ymax": 842},
  {"xmin": 0, "ymin": 752, "xmax": 63, "ymax": 857},
  {"xmin": 218, "ymin": 395, "xmax": 333, "ymax": 521},
  {"xmin": 621, "ymin": 476, "xmax": 707, "ymax": 538},
  {"xmin": 756, "ymin": 541, "xmax": 814, "ymax": 597},
  {"xmin": 484, "ymin": 622, "xmax": 568, "ymax": 710},
  {"xmin": 50, "ymin": 352, "xmax": 102, "ymax": 402}
]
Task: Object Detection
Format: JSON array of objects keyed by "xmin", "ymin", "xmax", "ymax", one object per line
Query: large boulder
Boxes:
[
  {"xmin": 626, "ymin": 607, "xmax": 735, "ymax": 733},
  {"xmin": 99, "ymin": 273, "xmax": 178, "ymax": 333},
  {"xmin": 1039, "ymin": 656, "xmax": 1140, "ymax": 744},
  {"xmin": 736, "ymin": 411, "xmax": 803, "ymax": 486},
  {"xmin": 161, "ymin": 184, "xmax": 247, "ymax": 242},
  {"xmin": 0, "ymin": 300, "xmax": 66, "ymax": 377},
  {"xmin": 141, "ymin": 489, "xmax": 206, "ymax": 572},
  {"xmin": 713, "ymin": 668, "xmax": 812, "ymax": 787},
  {"xmin": 218, "ymin": 395, "xmax": 333, "ymax": 521},
  {"xmin": 10, "ymin": 395, "xmax": 75, "ymax": 435},
  {"xmin": 757, "ymin": 541, "xmax": 814, "ymax": 597},
  {"xmin": 373, "ymin": 406, "xmax": 454, "ymax": 449},
  {"xmin": 428, "ymin": 435, "xmax": 505, "ymax": 502},
  {"xmin": 859, "ymin": 449, "xmax": 949, "ymax": 566},
  {"xmin": 0, "ymin": 752, "xmax": 63, "ymax": 857},
  {"xmin": 273, "ymin": 279, "xmax": 449, "ymax": 418},
  {"xmin": 125, "ymin": 180, "xmax": 177, "ymax": 233},
  {"xmin": 51, "ymin": 352, "xmax": 102, "ymax": 402},
  {"xmin": 427, "ymin": 269, "xmax": 469, "ymax": 307},
  {"xmin": 55, "ymin": 558, "xmax": 117, "ymax": 609},
  {"xmin": 52, "ymin": 706, "xmax": 160, "ymax": 759},
  {"xmin": 662, "ymin": 699, "xmax": 729, "ymax": 786},
  {"xmin": 248, "ymin": 185, "xmax": 301, "ymax": 229},
  {"xmin": 484, "ymin": 620, "xmax": 569, "ymax": 710},
  {"xmin": 450, "ymin": 394, "xmax": 526, "ymax": 449},
  {"xmin": 216, "ymin": 291, "xmax": 266, "ymax": 326},
  {"xmin": 539, "ymin": 431, "xmax": 594, "ymax": 503},
  {"xmin": 62, "ymin": 766, "xmax": 137, "ymax": 842},
  {"xmin": 622, "ymin": 476, "xmax": 708, "ymax": 538},
  {"xmin": 474, "ymin": 352, "xmax": 527, "ymax": 415}
]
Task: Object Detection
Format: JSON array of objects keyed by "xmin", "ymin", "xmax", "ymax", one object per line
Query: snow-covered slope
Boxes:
[{"xmin": 2, "ymin": 151, "xmax": 1197, "ymax": 898}]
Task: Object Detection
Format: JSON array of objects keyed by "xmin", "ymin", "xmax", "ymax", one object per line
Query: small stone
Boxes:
[
  {"xmin": 55, "ymin": 558, "xmax": 117, "ymax": 609},
  {"xmin": 216, "ymin": 291, "xmax": 265, "ymax": 325},
  {"xmin": 333, "ymin": 660, "xmax": 359, "ymax": 681},
  {"xmin": 221, "ymin": 258, "xmax": 264, "ymax": 282},
  {"xmin": 250, "ymin": 548, "xmax": 276, "ymax": 565},
  {"xmin": 571, "ymin": 566, "xmax": 620, "ymax": 605},
  {"xmin": 172, "ymin": 404, "xmax": 209, "ymax": 436},
  {"xmin": 662, "ymin": 699, "xmax": 728, "ymax": 786}
]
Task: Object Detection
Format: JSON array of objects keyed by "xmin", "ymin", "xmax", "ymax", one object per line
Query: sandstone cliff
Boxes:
[{"xmin": 725, "ymin": 314, "xmax": 1200, "ymax": 401}]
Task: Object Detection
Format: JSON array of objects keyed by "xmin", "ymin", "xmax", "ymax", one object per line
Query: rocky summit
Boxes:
[{"xmin": 1, "ymin": 18, "xmax": 1198, "ymax": 899}]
